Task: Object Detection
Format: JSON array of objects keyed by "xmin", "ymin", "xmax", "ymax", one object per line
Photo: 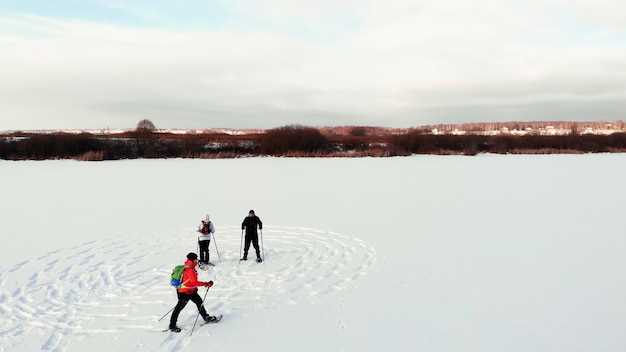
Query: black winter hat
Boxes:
[
  {"xmin": 187, "ymin": 252, "xmax": 198, "ymax": 260},
  {"xmin": 249, "ymin": 209, "xmax": 255, "ymax": 214}
]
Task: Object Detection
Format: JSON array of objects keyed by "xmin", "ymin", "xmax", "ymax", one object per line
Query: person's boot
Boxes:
[
  {"xmin": 169, "ymin": 326, "xmax": 182, "ymax": 333},
  {"xmin": 256, "ymin": 257, "xmax": 263, "ymax": 263},
  {"xmin": 241, "ymin": 252, "xmax": 247, "ymax": 261},
  {"xmin": 203, "ymin": 315, "xmax": 218, "ymax": 323}
]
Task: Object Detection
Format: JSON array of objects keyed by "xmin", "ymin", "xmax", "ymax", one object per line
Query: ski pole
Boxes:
[
  {"xmin": 158, "ymin": 289, "xmax": 182, "ymax": 321},
  {"xmin": 239, "ymin": 229, "xmax": 244, "ymax": 261},
  {"xmin": 190, "ymin": 286, "xmax": 210, "ymax": 336},
  {"xmin": 212, "ymin": 233, "xmax": 221, "ymax": 262},
  {"xmin": 197, "ymin": 241, "xmax": 204, "ymax": 267},
  {"xmin": 158, "ymin": 305, "xmax": 176, "ymax": 322},
  {"xmin": 260, "ymin": 229, "xmax": 265, "ymax": 262}
]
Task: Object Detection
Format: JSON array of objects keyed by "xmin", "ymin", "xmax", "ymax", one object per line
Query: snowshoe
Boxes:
[
  {"xmin": 169, "ymin": 326, "xmax": 182, "ymax": 333},
  {"xmin": 240, "ymin": 257, "xmax": 247, "ymax": 261},
  {"xmin": 200, "ymin": 262, "xmax": 215, "ymax": 270},
  {"xmin": 202, "ymin": 314, "xmax": 223, "ymax": 324},
  {"xmin": 203, "ymin": 315, "xmax": 218, "ymax": 323}
]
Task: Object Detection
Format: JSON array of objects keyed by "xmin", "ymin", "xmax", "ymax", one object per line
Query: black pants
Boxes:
[
  {"xmin": 198, "ymin": 240, "xmax": 210, "ymax": 263},
  {"xmin": 243, "ymin": 233, "xmax": 261, "ymax": 259},
  {"xmin": 169, "ymin": 291, "xmax": 208, "ymax": 328}
]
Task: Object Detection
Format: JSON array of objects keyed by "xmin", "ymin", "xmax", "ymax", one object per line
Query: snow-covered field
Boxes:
[{"xmin": 1, "ymin": 155, "xmax": 626, "ymax": 351}]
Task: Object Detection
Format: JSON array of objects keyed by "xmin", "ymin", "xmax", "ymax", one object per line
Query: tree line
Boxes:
[{"xmin": 2, "ymin": 126, "xmax": 626, "ymax": 160}]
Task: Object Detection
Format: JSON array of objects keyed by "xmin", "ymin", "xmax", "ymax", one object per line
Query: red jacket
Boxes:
[{"xmin": 177, "ymin": 259, "xmax": 208, "ymax": 294}]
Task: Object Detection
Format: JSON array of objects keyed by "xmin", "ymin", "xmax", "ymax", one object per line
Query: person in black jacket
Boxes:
[{"xmin": 241, "ymin": 209, "xmax": 263, "ymax": 262}]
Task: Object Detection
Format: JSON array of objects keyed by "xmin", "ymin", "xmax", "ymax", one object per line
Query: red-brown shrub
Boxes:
[{"xmin": 260, "ymin": 125, "xmax": 330, "ymax": 155}]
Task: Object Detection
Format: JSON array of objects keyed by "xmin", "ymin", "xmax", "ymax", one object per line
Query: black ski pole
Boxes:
[
  {"xmin": 190, "ymin": 286, "xmax": 210, "ymax": 336},
  {"xmin": 158, "ymin": 289, "xmax": 182, "ymax": 321},
  {"xmin": 260, "ymin": 229, "xmax": 265, "ymax": 262},
  {"xmin": 158, "ymin": 305, "xmax": 176, "ymax": 322},
  {"xmin": 212, "ymin": 233, "xmax": 221, "ymax": 262},
  {"xmin": 239, "ymin": 229, "xmax": 244, "ymax": 261},
  {"xmin": 197, "ymin": 241, "xmax": 203, "ymax": 268}
]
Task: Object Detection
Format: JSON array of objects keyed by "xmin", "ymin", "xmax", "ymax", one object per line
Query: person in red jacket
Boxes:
[{"xmin": 169, "ymin": 252, "xmax": 217, "ymax": 332}]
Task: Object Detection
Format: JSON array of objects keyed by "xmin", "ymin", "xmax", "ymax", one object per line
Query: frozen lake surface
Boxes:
[{"xmin": 1, "ymin": 155, "xmax": 625, "ymax": 351}]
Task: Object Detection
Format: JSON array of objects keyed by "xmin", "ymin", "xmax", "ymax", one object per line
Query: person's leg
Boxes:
[
  {"xmin": 199, "ymin": 241, "xmax": 209, "ymax": 263},
  {"xmin": 243, "ymin": 234, "xmax": 252, "ymax": 259},
  {"xmin": 190, "ymin": 292, "xmax": 209, "ymax": 319},
  {"xmin": 169, "ymin": 293, "xmax": 190, "ymax": 328},
  {"xmin": 252, "ymin": 234, "xmax": 261, "ymax": 259},
  {"xmin": 206, "ymin": 239, "xmax": 210, "ymax": 263},
  {"xmin": 198, "ymin": 242, "xmax": 205, "ymax": 263}
]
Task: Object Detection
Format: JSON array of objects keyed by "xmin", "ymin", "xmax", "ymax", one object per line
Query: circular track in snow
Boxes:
[{"xmin": 0, "ymin": 226, "xmax": 375, "ymax": 351}]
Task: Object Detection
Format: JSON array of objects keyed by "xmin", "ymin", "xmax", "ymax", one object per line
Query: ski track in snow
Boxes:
[{"xmin": 0, "ymin": 226, "xmax": 375, "ymax": 351}]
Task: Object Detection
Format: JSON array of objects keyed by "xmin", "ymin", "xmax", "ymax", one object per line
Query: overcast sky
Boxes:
[{"xmin": 1, "ymin": 0, "xmax": 626, "ymax": 130}]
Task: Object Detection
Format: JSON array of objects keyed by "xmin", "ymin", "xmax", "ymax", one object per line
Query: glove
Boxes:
[{"xmin": 204, "ymin": 281, "xmax": 214, "ymax": 288}]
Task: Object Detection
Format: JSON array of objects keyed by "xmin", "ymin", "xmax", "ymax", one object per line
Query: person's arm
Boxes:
[
  {"xmin": 182, "ymin": 269, "xmax": 214, "ymax": 288},
  {"xmin": 209, "ymin": 222, "xmax": 215, "ymax": 234},
  {"xmin": 241, "ymin": 218, "xmax": 246, "ymax": 230},
  {"xmin": 181, "ymin": 269, "xmax": 202, "ymax": 288},
  {"xmin": 257, "ymin": 217, "xmax": 263, "ymax": 230}
]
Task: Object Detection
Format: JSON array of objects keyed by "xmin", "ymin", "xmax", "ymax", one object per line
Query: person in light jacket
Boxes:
[{"xmin": 197, "ymin": 215, "xmax": 215, "ymax": 265}]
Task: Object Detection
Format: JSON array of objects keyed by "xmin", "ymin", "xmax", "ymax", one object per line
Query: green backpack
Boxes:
[{"xmin": 170, "ymin": 265, "xmax": 185, "ymax": 288}]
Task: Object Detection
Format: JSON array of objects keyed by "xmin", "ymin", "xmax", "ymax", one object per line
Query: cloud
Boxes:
[{"xmin": 1, "ymin": 0, "xmax": 625, "ymax": 130}]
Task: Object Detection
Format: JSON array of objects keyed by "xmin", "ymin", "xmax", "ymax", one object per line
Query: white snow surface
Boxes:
[{"xmin": 1, "ymin": 155, "xmax": 626, "ymax": 351}]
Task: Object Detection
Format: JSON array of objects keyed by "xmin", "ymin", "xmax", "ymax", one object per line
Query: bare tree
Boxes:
[
  {"xmin": 134, "ymin": 119, "xmax": 157, "ymax": 157},
  {"xmin": 136, "ymin": 119, "xmax": 156, "ymax": 132}
]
